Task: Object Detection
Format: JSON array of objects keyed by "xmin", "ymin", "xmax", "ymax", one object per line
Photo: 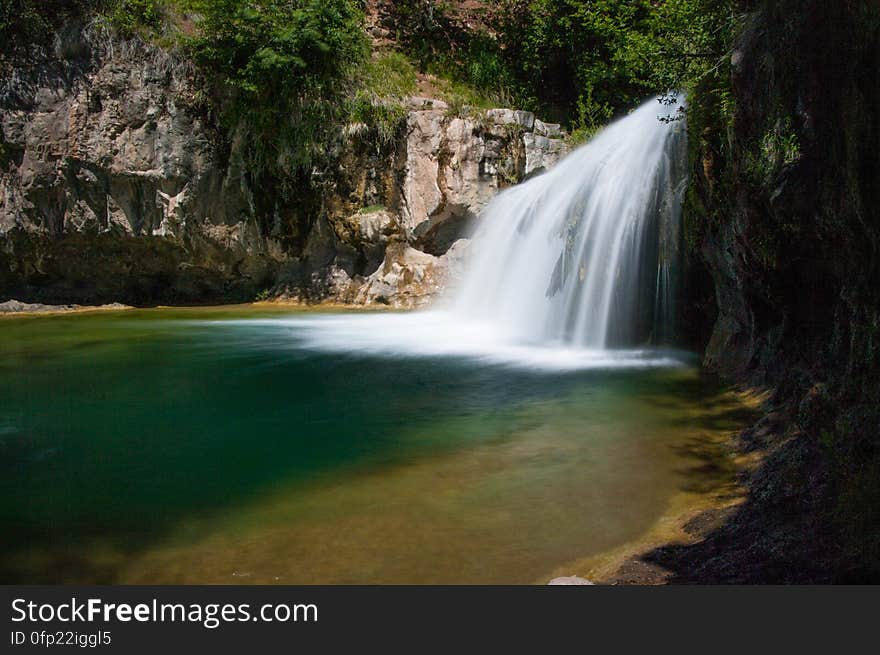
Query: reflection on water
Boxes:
[{"xmin": 0, "ymin": 307, "xmax": 756, "ymax": 584}]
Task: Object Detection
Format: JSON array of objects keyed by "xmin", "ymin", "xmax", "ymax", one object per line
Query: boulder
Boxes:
[
  {"xmin": 486, "ymin": 108, "xmax": 536, "ymax": 130},
  {"xmin": 523, "ymin": 133, "xmax": 567, "ymax": 176},
  {"xmin": 352, "ymin": 243, "xmax": 446, "ymax": 307},
  {"xmin": 534, "ymin": 119, "xmax": 562, "ymax": 138},
  {"xmin": 548, "ymin": 576, "xmax": 595, "ymax": 585}
]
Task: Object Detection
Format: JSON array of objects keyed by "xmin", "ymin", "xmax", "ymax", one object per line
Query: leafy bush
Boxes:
[
  {"xmin": 492, "ymin": 0, "xmax": 732, "ymax": 128},
  {"xmin": 104, "ymin": 0, "xmax": 168, "ymax": 35},
  {"xmin": 1, "ymin": 1, "xmax": 182, "ymax": 55},
  {"xmin": 183, "ymin": 0, "xmax": 369, "ymax": 184},
  {"xmin": 348, "ymin": 97, "xmax": 407, "ymax": 147},
  {"xmin": 345, "ymin": 51, "xmax": 416, "ymax": 145},
  {"xmin": 383, "ymin": 0, "xmax": 734, "ymax": 131}
]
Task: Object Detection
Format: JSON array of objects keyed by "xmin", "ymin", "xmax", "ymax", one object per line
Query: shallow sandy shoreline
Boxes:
[
  {"xmin": 543, "ymin": 387, "xmax": 770, "ymax": 585},
  {"xmin": 0, "ymin": 298, "xmax": 396, "ymax": 318},
  {"xmin": 0, "ymin": 299, "xmax": 133, "ymax": 317}
]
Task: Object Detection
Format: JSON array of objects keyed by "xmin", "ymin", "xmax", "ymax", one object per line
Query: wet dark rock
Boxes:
[{"xmin": 673, "ymin": 0, "xmax": 880, "ymax": 583}]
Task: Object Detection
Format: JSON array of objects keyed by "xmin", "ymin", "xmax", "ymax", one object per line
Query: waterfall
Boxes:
[
  {"xmin": 217, "ymin": 97, "xmax": 689, "ymax": 370},
  {"xmin": 451, "ymin": 96, "xmax": 687, "ymax": 349}
]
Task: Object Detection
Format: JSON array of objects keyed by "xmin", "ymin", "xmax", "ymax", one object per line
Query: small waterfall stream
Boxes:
[{"xmin": 452, "ymin": 97, "xmax": 688, "ymax": 348}]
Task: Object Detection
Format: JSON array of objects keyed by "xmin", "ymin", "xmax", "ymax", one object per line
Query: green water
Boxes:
[{"xmin": 0, "ymin": 307, "xmax": 754, "ymax": 584}]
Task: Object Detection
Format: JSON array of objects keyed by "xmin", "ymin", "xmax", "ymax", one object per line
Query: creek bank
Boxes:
[
  {"xmin": 0, "ymin": 299, "xmax": 130, "ymax": 315},
  {"xmin": 583, "ymin": 404, "xmax": 835, "ymax": 584}
]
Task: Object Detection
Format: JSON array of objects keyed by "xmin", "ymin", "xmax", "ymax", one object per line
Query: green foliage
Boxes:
[
  {"xmin": 104, "ymin": 0, "xmax": 168, "ymax": 36},
  {"xmin": 739, "ymin": 114, "xmax": 803, "ymax": 189},
  {"xmin": 348, "ymin": 97, "xmax": 407, "ymax": 147},
  {"xmin": 0, "ymin": 1, "xmax": 182, "ymax": 55},
  {"xmin": 661, "ymin": 0, "xmax": 736, "ymax": 259},
  {"xmin": 434, "ymin": 31, "xmax": 519, "ymax": 111},
  {"xmin": 494, "ymin": 0, "xmax": 654, "ymax": 126},
  {"xmin": 347, "ymin": 51, "xmax": 416, "ymax": 146},
  {"xmin": 254, "ymin": 288, "xmax": 271, "ymax": 301},
  {"xmin": 183, "ymin": 0, "xmax": 369, "ymax": 184},
  {"xmin": 494, "ymin": 0, "xmax": 736, "ymax": 128},
  {"xmin": 761, "ymin": 116, "xmax": 802, "ymax": 168},
  {"xmin": 382, "ymin": 1, "xmax": 520, "ymax": 113},
  {"xmin": 384, "ymin": 1, "xmax": 735, "ymax": 131},
  {"xmin": 359, "ymin": 51, "xmax": 418, "ymax": 100},
  {"xmin": 437, "ymin": 77, "xmax": 514, "ymax": 116}
]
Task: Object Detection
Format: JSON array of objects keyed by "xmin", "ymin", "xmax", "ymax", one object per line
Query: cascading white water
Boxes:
[
  {"xmin": 452, "ymin": 96, "xmax": 687, "ymax": 349},
  {"xmin": 212, "ymin": 96, "xmax": 689, "ymax": 370}
]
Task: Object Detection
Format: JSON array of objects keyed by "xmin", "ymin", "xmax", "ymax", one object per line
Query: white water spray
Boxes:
[{"xmin": 451, "ymin": 96, "xmax": 687, "ymax": 348}]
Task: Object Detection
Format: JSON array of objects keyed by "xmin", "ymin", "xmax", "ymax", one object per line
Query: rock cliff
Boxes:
[
  {"xmin": 0, "ymin": 24, "xmax": 566, "ymax": 307},
  {"xmin": 676, "ymin": 0, "xmax": 880, "ymax": 581}
]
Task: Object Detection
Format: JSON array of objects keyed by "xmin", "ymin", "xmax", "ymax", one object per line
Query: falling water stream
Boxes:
[
  {"xmin": 453, "ymin": 97, "xmax": 688, "ymax": 349},
  {"xmin": 230, "ymin": 96, "xmax": 690, "ymax": 370}
]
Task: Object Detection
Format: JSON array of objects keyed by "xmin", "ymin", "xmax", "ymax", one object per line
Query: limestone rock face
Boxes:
[
  {"xmin": 401, "ymin": 110, "xmax": 446, "ymax": 241},
  {"xmin": 523, "ymin": 133, "xmax": 568, "ymax": 177},
  {"xmin": 341, "ymin": 238, "xmax": 470, "ymax": 308},
  {"xmin": 0, "ymin": 25, "xmax": 279, "ymax": 304},
  {"xmin": 276, "ymin": 103, "xmax": 566, "ymax": 305},
  {"xmin": 2, "ymin": 38, "xmax": 210, "ymax": 237},
  {"xmin": 534, "ymin": 119, "xmax": 562, "ymax": 138},
  {"xmin": 401, "ymin": 110, "xmax": 495, "ymax": 252},
  {"xmin": 397, "ymin": 106, "xmax": 567, "ymax": 256},
  {"xmin": 485, "ymin": 108, "xmax": 535, "ymax": 130},
  {"xmin": 0, "ymin": 24, "xmax": 568, "ymax": 307}
]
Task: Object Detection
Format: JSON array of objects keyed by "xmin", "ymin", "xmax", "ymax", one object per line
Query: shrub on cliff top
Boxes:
[
  {"xmin": 184, "ymin": 0, "xmax": 369, "ymax": 184},
  {"xmin": 493, "ymin": 0, "xmax": 735, "ymax": 130},
  {"xmin": 382, "ymin": 0, "xmax": 734, "ymax": 132}
]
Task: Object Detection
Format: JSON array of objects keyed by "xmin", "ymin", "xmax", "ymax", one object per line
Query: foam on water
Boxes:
[{"xmin": 207, "ymin": 312, "xmax": 690, "ymax": 371}]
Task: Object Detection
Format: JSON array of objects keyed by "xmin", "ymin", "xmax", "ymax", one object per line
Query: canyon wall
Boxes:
[
  {"xmin": 679, "ymin": 0, "xmax": 880, "ymax": 580},
  {"xmin": 0, "ymin": 23, "xmax": 566, "ymax": 307}
]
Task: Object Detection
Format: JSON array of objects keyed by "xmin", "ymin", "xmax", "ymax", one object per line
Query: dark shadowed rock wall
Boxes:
[{"xmin": 681, "ymin": 0, "xmax": 880, "ymax": 580}]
